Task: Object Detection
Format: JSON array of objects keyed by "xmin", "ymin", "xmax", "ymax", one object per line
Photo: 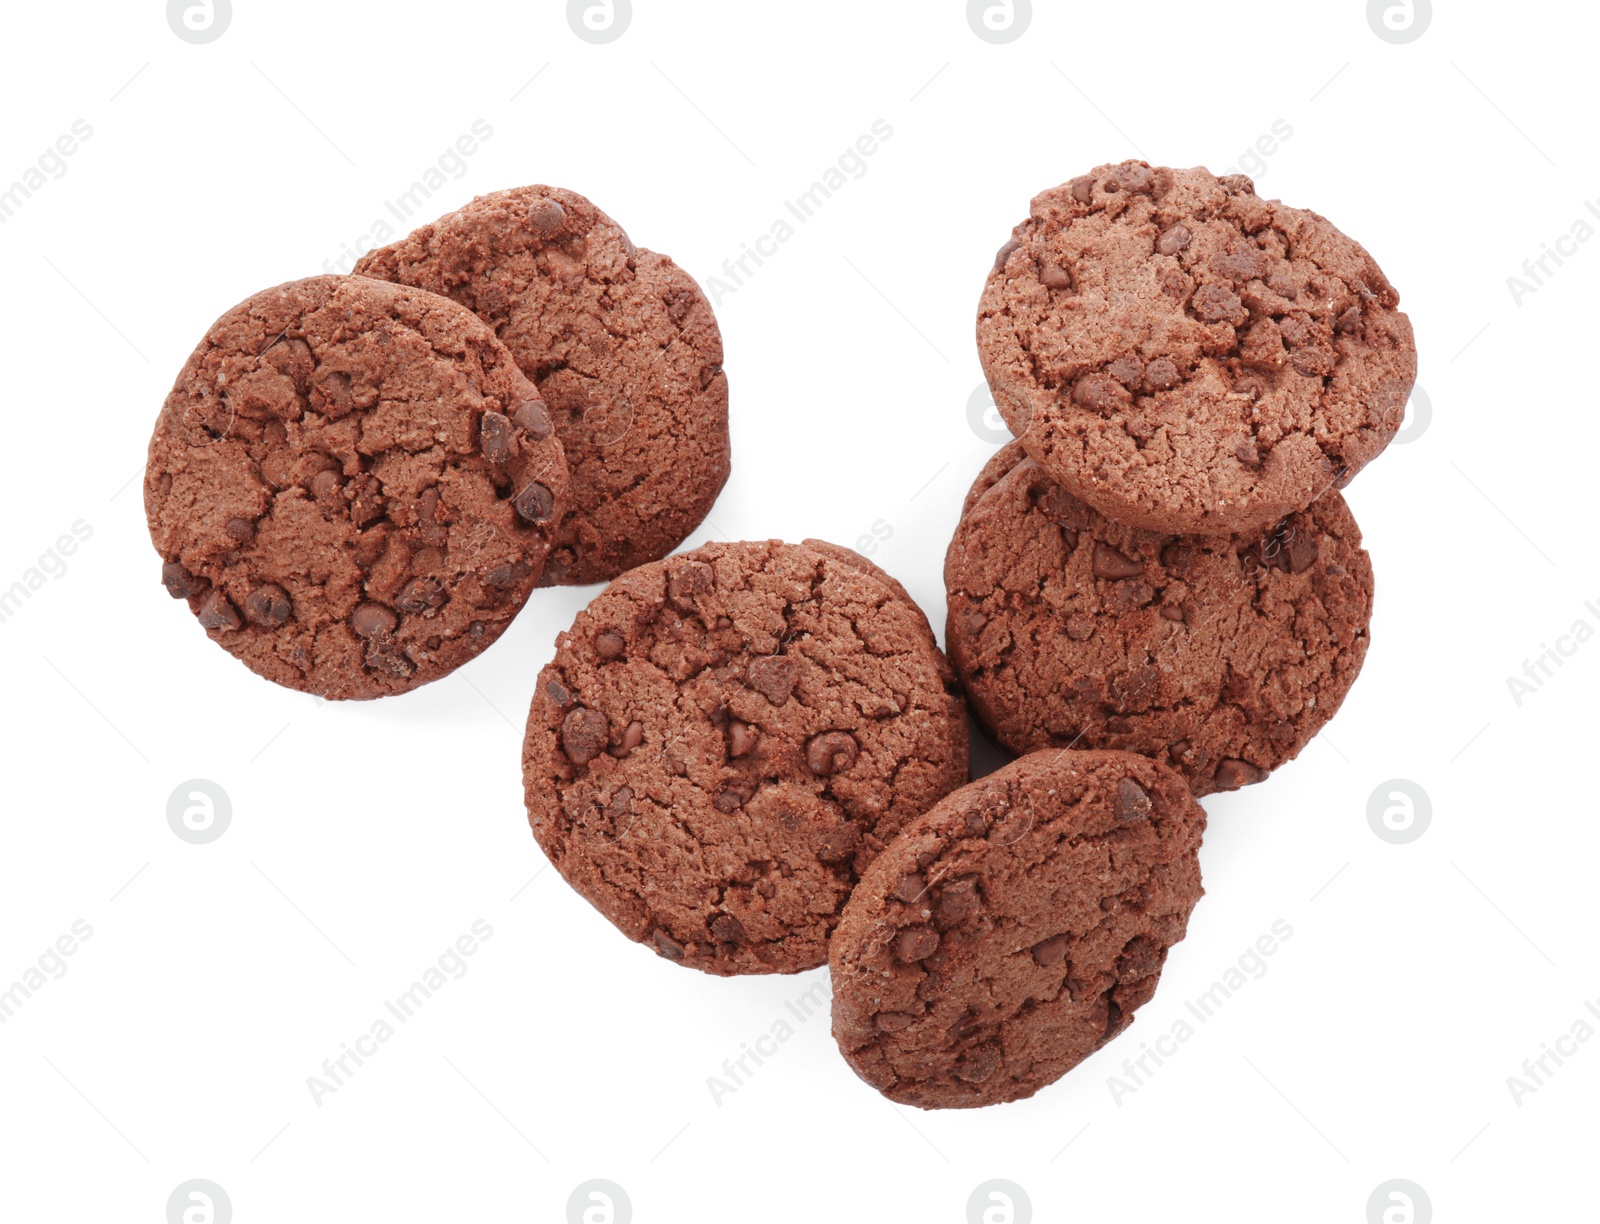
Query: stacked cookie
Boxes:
[
  {"xmin": 956, "ymin": 161, "xmax": 1414, "ymax": 791},
  {"xmin": 145, "ymin": 187, "xmax": 729, "ymax": 699}
]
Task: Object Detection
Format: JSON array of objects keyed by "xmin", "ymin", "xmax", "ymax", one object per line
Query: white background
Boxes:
[{"xmin": 1, "ymin": 2, "xmax": 1594, "ymax": 1221}]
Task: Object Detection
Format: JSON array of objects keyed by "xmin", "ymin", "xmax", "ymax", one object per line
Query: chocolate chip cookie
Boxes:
[
  {"xmin": 145, "ymin": 274, "xmax": 568, "ymax": 700},
  {"xmin": 977, "ymin": 162, "xmax": 1416, "ymax": 534},
  {"xmin": 831, "ymin": 748, "xmax": 1206, "ymax": 1109},
  {"xmin": 945, "ymin": 456, "xmax": 1373, "ymax": 795},
  {"xmin": 522, "ymin": 540, "xmax": 969, "ymax": 976},
  {"xmin": 355, "ymin": 186, "xmax": 730, "ymax": 585}
]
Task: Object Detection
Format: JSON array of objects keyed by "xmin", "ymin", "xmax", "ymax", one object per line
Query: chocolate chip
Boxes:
[
  {"xmin": 479, "ymin": 411, "xmax": 515, "ymax": 464},
  {"xmin": 1160, "ymin": 604, "xmax": 1186, "ymax": 623},
  {"xmin": 1234, "ymin": 439, "xmax": 1262, "ymax": 468},
  {"xmin": 513, "ymin": 398, "xmax": 553, "ymax": 441},
  {"xmin": 310, "ymin": 469, "xmax": 342, "ymax": 502},
  {"xmin": 876, "ymin": 1011, "xmax": 916, "ymax": 1032},
  {"xmin": 1212, "ymin": 244, "xmax": 1271, "ymax": 281},
  {"xmin": 993, "ymin": 236, "xmax": 1021, "ymax": 272},
  {"xmin": 1111, "ymin": 163, "xmax": 1153, "ymax": 194},
  {"xmin": 746, "ymin": 655, "xmax": 796, "ymax": 705},
  {"xmin": 1160, "ymin": 542, "xmax": 1194, "ymax": 574},
  {"xmin": 1065, "ymin": 614, "xmax": 1095, "ymax": 641},
  {"xmin": 1156, "ymin": 224, "xmax": 1191, "ymax": 256},
  {"xmin": 1108, "ymin": 581, "xmax": 1155, "ymax": 613},
  {"xmin": 964, "ymin": 610, "xmax": 987, "ymax": 635},
  {"xmin": 350, "ymin": 603, "xmax": 397, "ymax": 638},
  {"xmin": 1336, "ymin": 305, "xmax": 1363, "ymax": 334},
  {"xmin": 1290, "ymin": 346, "xmax": 1337, "ymax": 377},
  {"xmin": 513, "ymin": 481, "xmax": 554, "ymax": 524},
  {"xmin": 161, "ymin": 561, "xmax": 204, "ymax": 599},
  {"xmin": 609, "ymin": 719, "xmax": 643, "ymax": 758},
  {"xmin": 816, "ymin": 823, "xmax": 861, "ymax": 864},
  {"xmin": 806, "ymin": 731, "xmax": 859, "ymax": 776},
  {"xmin": 1119, "ymin": 935, "xmax": 1164, "ymax": 981},
  {"xmin": 1193, "ymin": 283, "xmax": 1247, "ymax": 325},
  {"xmin": 224, "ymin": 517, "xmax": 254, "ymax": 544},
  {"xmin": 710, "ymin": 914, "xmax": 746, "ymax": 944},
  {"xmin": 309, "ymin": 369, "xmax": 354, "ymax": 418},
  {"xmin": 1070, "ymin": 374, "xmax": 1131, "ymax": 415},
  {"xmin": 603, "ymin": 785, "xmax": 633, "ymax": 829},
  {"xmin": 728, "ymin": 720, "xmax": 757, "ymax": 758},
  {"xmin": 894, "ymin": 873, "xmax": 926, "ymax": 904},
  {"xmin": 1109, "ymin": 666, "xmax": 1160, "ymax": 713},
  {"xmin": 651, "ymin": 930, "xmax": 685, "ymax": 960},
  {"xmin": 1092, "ymin": 542, "xmax": 1144, "ymax": 580},
  {"xmin": 528, "ymin": 196, "xmax": 566, "ymax": 234},
  {"xmin": 1144, "ymin": 358, "xmax": 1180, "ymax": 391},
  {"xmin": 955, "ymin": 1045, "xmax": 1001, "ymax": 1083},
  {"xmin": 668, "ymin": 560, "xmax": 715, "ymax": 605},
  {"xmin": 197, "ymin": 590, "xmax": 241, "ymax": 631},
  {"xmin": 1107, "ymin": 355, "xmax": 1145, "ymax": 388},
  {"xmin": 1169, "ymin": 739, "xmax": 1192, "ymax": 762},
  {"xmin": 1115, "ymin": 777, "xmax": 1152, "ymax": 820},
  {"xmin": 1286, "ymin": 532, "xmax": 1319, "ymax": 574},
  {"xmin": 1032, "ymin": 934, "xmax": 1069, "ymax": 967},
  {"xmin": 1069, "ymin": 176, "xmax": 1096, "ymax": 204},
  {"xmin": 896, "ymin": 926, "xmax": 940, "ymax": 962},
  {"xmin": 1219, "ymin": 173, "xmax": 1255, "ymax": 195},
  {"xmin": 714, "ymin": 790, "xmax": 744, "ymax": 813},
  {"xmin": 396, "ymin": 577, "xmax": 447, "ymax": 614},
  {"xmin": 416, "ymin": 487, "xmax": 448, "ymax": 547},
  {"xmin": 349, "ymin": 473, "xmax": 385, "ymax": 528},
  {"xmin": 1214, "ymin": 758, "xmax": 1263, "ymax": 789},
  {"xmin": 937, "ymin": 876, "xmax": 981, "ymax": 924},
  {"xmin": 714, "ymin": 616, "xmax": 732, "ymax": 630},
  {"xmin": 243, "ymin": 583, "xmax": 292, "ymax": 627},
  {"xmin": 595, "ymin": 630, "xmax": 625, "ymax": 659},
  {"xmin": 484, "ymin": 559, "xmax": 532, "ymax": 589},
  {"xmin": 1040, "ymin": 263, "xmax": 1073, "ymax": 290},
  {"xmin": 544, "ymin": 678, "xmax": 571, "ymax": 706},
  {"xmin": 561, "ymin": 707, "xmax": 609, "ymax": 766}
]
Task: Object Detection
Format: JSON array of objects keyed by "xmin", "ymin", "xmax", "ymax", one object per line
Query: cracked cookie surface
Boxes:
[
  {"xmin": 977, "ymin": 161, "xmax": 1416, "ymax": 534},
  {"xmin": 831, "ymin": 749, "xmax": 1205, "ymax": 1109},
  {"xmin": 144, "ymin": 274, "xmax": 568, "ymax": 700},
  {"xmin": 522, "ymin": 540, "xmax": 968, "ymax": 976},
  {"xmin": 356, "ymin": 185, "xmax": 730, "ymax": 585},
  {"xmin": 944, "ymin": 455, "xmax": 1372, "ymax": 796}
]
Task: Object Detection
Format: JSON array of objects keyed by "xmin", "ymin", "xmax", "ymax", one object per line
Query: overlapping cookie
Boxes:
[
  {"xmin": 978, "ymin": 161, "xmax": 1415, "ymax": 535},
  {"xmin": 145, "ymin": 274, "xmax": 568, "ymax": 700}
]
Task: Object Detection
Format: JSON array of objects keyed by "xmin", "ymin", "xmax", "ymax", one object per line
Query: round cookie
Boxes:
[
  {"xmin": 944, "ymin": 457, "xmax": 1372, "ymax": 796},
  {"xmin": 522, "ymin": 540, "xmax": 969, "ymax": 976},
  {"xmin": 977, "ymin": 162, "xmax": 1416, "ymax": 535},
  {"xmin": 831, "ymin": 749, "xmax": 1206, "ymax": 1109},
  {"xmin": 355, "ymin": 186, "xmax": 730, "ymax": 585},
  {"xmin": 145, "ymin": 274, "xmax": 568, "ymax": 700}
]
